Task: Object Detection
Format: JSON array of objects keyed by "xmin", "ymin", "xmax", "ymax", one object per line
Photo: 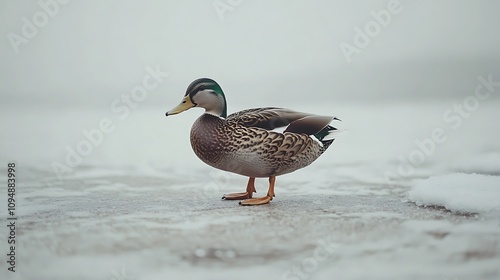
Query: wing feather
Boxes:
[{"xmin": 227, "ymin": 107, "xmax": 336, "ymax": 136}]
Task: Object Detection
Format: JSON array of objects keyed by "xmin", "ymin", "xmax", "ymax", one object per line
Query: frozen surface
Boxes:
[
  {"xmin": 2, "ymin": 1, "xmax": 500, "ymax": 278},
  {"xmin": 0, "ymin": 102, "xmax": 500, "ymax": 280},
  {"xmin": 409, "ymin": 173, "xmax": 500, "ymax": 215},
  {"xmin": 1, "ymin": 166, "xmax": 500, "ymax": 280}
]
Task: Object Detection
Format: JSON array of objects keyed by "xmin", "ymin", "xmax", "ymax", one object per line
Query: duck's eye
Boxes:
[{"xmin": 182, "ymin": 101, "xmax": 186, "ymax": 103}]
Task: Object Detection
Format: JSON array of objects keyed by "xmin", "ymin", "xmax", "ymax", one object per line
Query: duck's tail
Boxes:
[
  {"xmin": 313, "ymin": 117, "xmax": 343, "ymax": 151},
  {"xmin": 313, "ymin": 125, "xmax": 335, "ymax": 150}
]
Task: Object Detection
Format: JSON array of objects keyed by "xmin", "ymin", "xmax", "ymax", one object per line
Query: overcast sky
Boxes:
[{"xmin": 1, "ymin": 0, "xmax": 499, "ymax": 107}]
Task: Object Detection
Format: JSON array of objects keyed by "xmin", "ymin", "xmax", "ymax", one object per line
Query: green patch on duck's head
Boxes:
[{"xmin": 185, "ymin": 78, "xmax": 228, "ymax": 118}]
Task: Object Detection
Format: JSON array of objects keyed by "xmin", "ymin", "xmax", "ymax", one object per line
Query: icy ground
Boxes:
[{"xmin": 1, "ymin": 102, "xmax": 499, "ymax": 280}]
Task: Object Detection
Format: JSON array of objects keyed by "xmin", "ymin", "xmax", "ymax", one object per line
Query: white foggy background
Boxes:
[
  {"xmin": 1, "ymin": 0, "xmax": 499, "ymax": 173},
  {"xmin": 1, "ymin": 1, "xmax": 500, "ymax": 280}
]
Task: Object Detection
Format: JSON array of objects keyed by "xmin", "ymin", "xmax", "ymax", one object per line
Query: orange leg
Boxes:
[
  {"xmin": 239, "ymin": 176, "xmax": 276, "ymax": 206},
  {"xmin": 222, "ymin": 177, "xmax": 256, "ymax": 200}
]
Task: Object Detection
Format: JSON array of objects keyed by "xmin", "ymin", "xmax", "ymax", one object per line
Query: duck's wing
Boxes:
[{"xmin": 226, "ymin": 107, "xmax": 337, "ymax": 136}]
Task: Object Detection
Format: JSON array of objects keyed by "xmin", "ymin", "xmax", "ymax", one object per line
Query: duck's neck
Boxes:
[
  {"xmin": 205, "ymin": 104, "xmax": 227, "ymax": 118},
  {"xmin": 205, "ymin": 90, "xmax": 227, "ymax": 118}
]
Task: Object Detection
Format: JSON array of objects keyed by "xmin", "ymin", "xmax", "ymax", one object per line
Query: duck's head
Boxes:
[{"xmin": 166, "ymin": 78, "xmax": 227, "ymax": 118}]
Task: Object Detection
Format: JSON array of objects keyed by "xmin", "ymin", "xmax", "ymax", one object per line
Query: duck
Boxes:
[{"xmin": 165, "ymin": 78, "xmax": 340, "ymax": 206}]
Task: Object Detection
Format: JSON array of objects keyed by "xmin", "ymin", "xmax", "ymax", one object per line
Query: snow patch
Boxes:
[{"xmin": 409, "ymin": 173, "xmax": 500, "ymax": 214}]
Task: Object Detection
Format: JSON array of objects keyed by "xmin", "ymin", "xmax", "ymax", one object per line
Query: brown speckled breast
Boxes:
[{"xmin": 190, "ymin": 114, "xmax": 228, "ymax": 164}]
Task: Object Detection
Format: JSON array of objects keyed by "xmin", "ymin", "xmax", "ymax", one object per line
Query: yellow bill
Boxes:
[{"xmin": 165, "ymin": 96, "xmax": 196, "ymax": 116}]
